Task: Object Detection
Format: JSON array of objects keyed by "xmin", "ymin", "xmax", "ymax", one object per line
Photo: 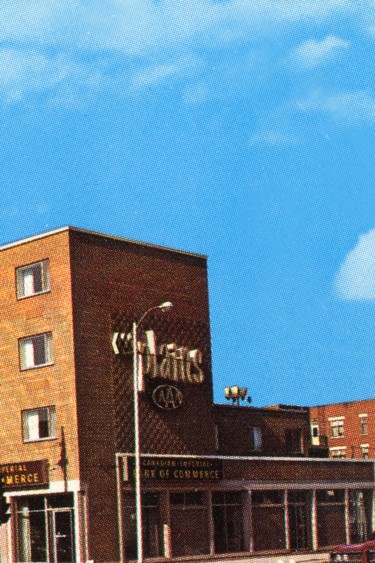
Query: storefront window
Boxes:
[
  {"xmin": 15, "ymin": 493, "xmax": 74, "ymax": 563},
  {"xmin": 122, "ymin": 492, "xmax": 162, "ymax": 560},
  {"xmin": 252, "ymin": 490, "xmax": 286, "ymax": 552},
  {"xmin": 316, "ymin": 489, "xmax": 346, "ymax": 547},
  {"xmin": 288, "ymin": 490, "xmax": 312, "ymax": 550},
  {"xmin": 349, "ymin": 490, "xmax": 372, "ymax": 543},
  {"xmin": 212, "ymin": 492, "xmax": 244, "ymax": 554},
  {"xmin": 170, "ymin": 491, "xmax": 209, "ymax": 557}
]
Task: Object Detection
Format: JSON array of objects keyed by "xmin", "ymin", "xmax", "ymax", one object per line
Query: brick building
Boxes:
[
  {"xmin": 310, "ymin": 399, "xmax": 375, "ymax": 460},
  {"xmin": 0, "ymin": 226, "xmax": 374, "ymax": 563}
]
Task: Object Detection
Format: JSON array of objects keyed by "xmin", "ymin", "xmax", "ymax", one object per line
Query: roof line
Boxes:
[{"xmin": 0, "ymin": 226, "xmax": 207, "ymax": 259}]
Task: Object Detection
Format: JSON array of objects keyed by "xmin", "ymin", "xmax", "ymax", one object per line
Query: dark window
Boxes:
[
  {"xmin": 316, "ymin": 489, "xmax": 345, "ymax": 503},
  {"xmin": 285, "ymin": 428, "xmax": 303, "ymax": 453},
  {"xmin": 170, "ymin": 492, "xmax": 204, "ymax": 505},
  {"xmin": 212, "ymin": 492, "xmax": 244, "ymax": 554},
  {"xmin": 123, "ymin": 493, "xmax": 162, "ymax": 559},
  {"xmin": 252, "ymin": 490, "xmax": 284, "ymax": 505}
]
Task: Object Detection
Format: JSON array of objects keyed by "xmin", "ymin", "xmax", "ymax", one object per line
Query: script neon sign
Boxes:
[{"xmin": 112, "ymin": 329, "xmax": 204, "ymax": 384}]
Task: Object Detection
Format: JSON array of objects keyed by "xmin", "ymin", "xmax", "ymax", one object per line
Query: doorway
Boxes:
[{"xmin": 16, "ymin": 494, "xmax": 75, "ymax": 563}]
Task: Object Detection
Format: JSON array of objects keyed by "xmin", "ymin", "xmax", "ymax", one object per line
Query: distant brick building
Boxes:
[
  {"xmin": 0, "ymin": 226, "xmax": 374, "ymax": 563},
  {"xmin": 310, "ymin": 399, "xmax": 375, "ymax": 460}
]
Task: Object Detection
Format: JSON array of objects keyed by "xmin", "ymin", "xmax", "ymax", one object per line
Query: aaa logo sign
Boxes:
[{"xmin": 152, "ymin": 384, "xmax": 183, "ymax": 410}]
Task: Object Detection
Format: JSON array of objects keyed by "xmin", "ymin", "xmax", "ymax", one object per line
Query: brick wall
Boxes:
[
  {"xmin": 310, "ymin": 399, "xmax": 375, "ymax": 459},
  {"xmin": 0, "ymin": 230, "xmax": 80, "ymax": 483},
  {"xmin": 214, "ymin": 404, "xmax": 311, "ymax": 456},
  {"xmin": 68, "ymin": 229, "xmax": 216, "ymax": 561}
]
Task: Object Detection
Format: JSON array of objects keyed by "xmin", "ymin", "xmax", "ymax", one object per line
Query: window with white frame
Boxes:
[
  {"xmin": 361, "ymin": 444, "xmax": 369, "ymax": 460},
  {"xmin": 19, "ymin": 333, "xmax": 53, "ymax": 370},
  {"xmin": 22, "ymin": 406, "xmax": 57, "ymax": 442},
  {"xmin": 359, "ymin": 415, "xmax": 368, "ymax": 436},
  {"xmin": 329, "ymin": 418, "xmax": 345, "ymax": 438},
  {"xmin": 249, "ymin": 426, "xmax": 262, "ymax": 451},
  {"xmin": 16, "ymin": 260, "xmax": 50, "ymax": 299},
  {"xmin": 330, "ymin": 447, "xmax": 347, "ymax": 459},
  {"xmin": 311, "ymin": 423, "xmax": 320, "ymax": 446}
]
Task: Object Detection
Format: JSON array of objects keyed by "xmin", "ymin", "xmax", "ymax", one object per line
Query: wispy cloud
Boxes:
[
  {"xmin": 297, "ymin": 90, "xmax": 375, "ymax": 124},
  {"xmin": 291, "ymin": 35, "xmax": 349, "ymax": 68},
  {"xmin": 0, "ymin": 0, "xmax": 363, "ymax": 104},
  {"xmin": 130, "ymin": 55, "xmax": 202, "ymax": 90},
  {"xmin": 0, "ymin": 48, "xmax": 103, "ymax": 104},
  {"xmin": 0, "ymin": 0, "xmax": 356, "ymax": 55},
  {"xmin": 250, "ymin": 130, "xmax": 299, "ymax": 146},
  {"xmin": 335, "ymin": 229, "xmax": 375, "ymax": 300}
]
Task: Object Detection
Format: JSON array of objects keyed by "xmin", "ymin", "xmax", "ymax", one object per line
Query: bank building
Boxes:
[{"xmin": 0, "ymin": 226, "xmax": 373, "ymax": 563}]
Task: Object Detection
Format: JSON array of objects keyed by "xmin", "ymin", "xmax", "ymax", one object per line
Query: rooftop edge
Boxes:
[{"xmin": 0, "ymin": 226, "xmax": 207, "ymax": 259}]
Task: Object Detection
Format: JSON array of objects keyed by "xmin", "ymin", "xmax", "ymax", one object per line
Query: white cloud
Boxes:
[
  {"xmin": 0, "ymin": 48, "xmax": 103, "ymax": 103},
  {"xmin": 0, "ymin": 0, "xmax": 355, "ymax": 55},
  {"xmin": 297, "ymin": 90, "xmax": 375, "ymax": 124},
  {"xmin": 292, "ymin": 35, "xmax": 349, "ymax": 68},
  {"xmin": 130, "ymin": 55, "xmax": 202, "ymax": 90},
  {"xmin": 335, "ymin": 229, "xmax": 375, "ymax": 300},
  {"xmin": 0, "ymin": 0, "xmax": 361, "ymax": 103},
  {"xmin": 250, "ymin": 130, "xmax": 299, "ymax": 146}
]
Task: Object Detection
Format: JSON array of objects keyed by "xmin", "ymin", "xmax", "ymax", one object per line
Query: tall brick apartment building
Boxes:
[
  {"xmin": 0, "ymin": 226, "xmax": 374, "ymax": 563},
  {"xmin": 310, "ymin": 399, "xmax": 375, "ymax": 460}
]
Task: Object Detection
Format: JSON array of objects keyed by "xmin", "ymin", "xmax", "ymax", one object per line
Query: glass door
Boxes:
[{"xmin": 52, "ymin": 510, "xmax": 75, "ymax": 563}]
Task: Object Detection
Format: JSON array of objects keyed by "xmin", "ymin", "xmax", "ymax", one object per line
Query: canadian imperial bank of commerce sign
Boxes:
[
  {"xmin": 0, "ymin": 460, "xmax": 49, "ymax": 488},
  {"xmin": 123, "ymin": 457, "xmax": 223, "ymax": 482}
]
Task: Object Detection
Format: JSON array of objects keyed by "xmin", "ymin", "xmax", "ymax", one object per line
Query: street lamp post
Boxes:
[{"xmin": 132, "ymin": 301, "xmax": 173, "ymax": 563}]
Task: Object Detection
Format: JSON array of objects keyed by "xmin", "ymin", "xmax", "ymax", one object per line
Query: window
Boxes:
[
  {"xmin": 249, "ymin": 426, "xmax": 262, "ymax": 452},
  {"xmin": 330, "ymin": 447, "xmax": 346, "ymax": 459},
  {"xmin": 359, "ymin": 415, "xmax": 368, "ymax": 436},
  {"xmin": 285, "ymin": 428, "xmax": 303, "ymax": 454},
  {"xmin": 123, "ymin": 493, "xmax": 162, "ymax": 559},
  {"xmin": 311, "ymin": 423, "xmax": 320, "ymax": 446},
  {"xmin": 22, "ymin": 407, "xmax": 56, "ymax": 442},
  {"xmin": 361, "ymin": 444, "xmax": 369, "ymax": 460},
  {"xmin": 329, "ymin": 418, "xmax": 344, "ymax": 438},
  {"xmin": 316, "ymin": 489, "xmax": 345, "ymax": 502},
  {"xmin": 15, "ymin": 494, "xmax": 74, "ymax": 563},
  {"xmin": 16, "ymin": 260, "xmax": 50, "ymax": 298},
  {"xmin": 212, "ymin": 492, "xmax": 244, "ymax": 554},
  {"xmin": 19, "ymin": 333, "xmax": 53, "ymax": 370},
  {"xmin": 170, "ymin": 492, "xmax": 204, "ymax": 505}
]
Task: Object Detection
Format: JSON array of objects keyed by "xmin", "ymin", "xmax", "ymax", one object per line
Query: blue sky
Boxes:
[{"xmin": 1, "ymin": 0, "xmax": 375, "ymax": 407}]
